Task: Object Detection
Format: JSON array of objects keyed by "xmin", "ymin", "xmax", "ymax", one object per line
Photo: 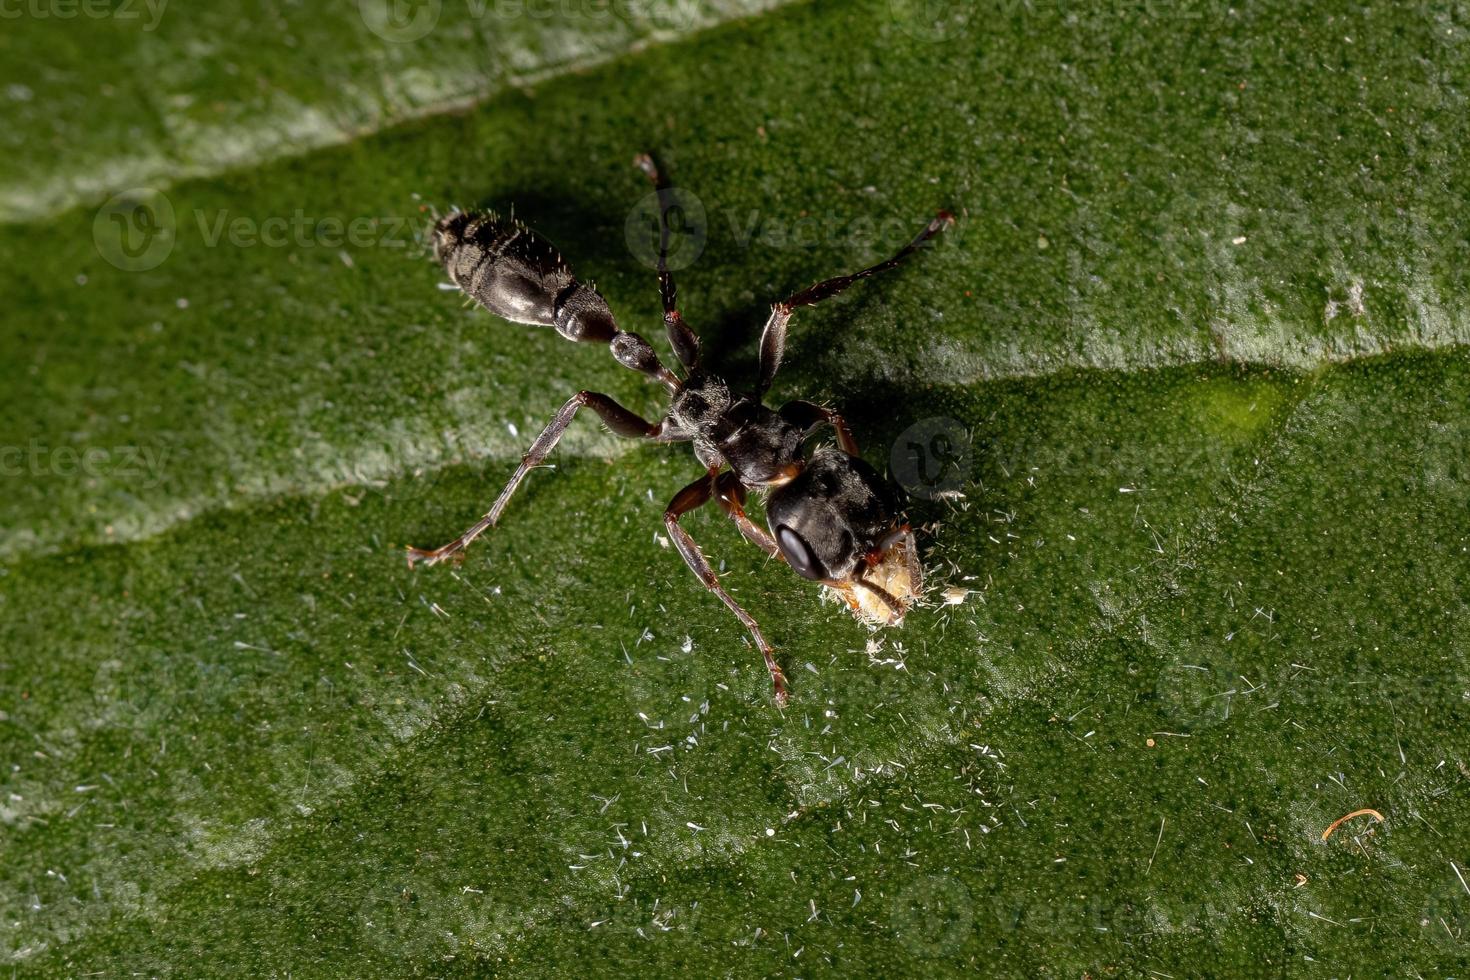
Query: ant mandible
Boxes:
[{"xmin": 408, "ymin": 155, "xmax": 953, "ymax": 705}]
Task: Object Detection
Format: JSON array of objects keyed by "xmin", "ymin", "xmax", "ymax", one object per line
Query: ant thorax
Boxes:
[
  {"xmin": 672, "ymin": 375, "xmax": 805, "ymax": 485},
  {"xmin": 668, "ymin": 373, "xmax": 732, "ymax": 433}
]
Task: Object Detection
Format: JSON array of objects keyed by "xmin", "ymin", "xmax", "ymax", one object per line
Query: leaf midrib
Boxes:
[{"xmin": 7, "ymin": 346, "xmax": 1464, "ymax": 570}]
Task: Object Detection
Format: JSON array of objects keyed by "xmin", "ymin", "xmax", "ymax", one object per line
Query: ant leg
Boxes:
[
  {"xmin": 851, "ymin": 571, "xmax": 906, "ymax": 619},
  {"xmin": 635, "ymin": 153, "xmax": 700, "ymax": 372},
  {"xmin": 758, "ymin": 211, "xmax": 954, "ymax": 393},
  {"xmin": 869, "ymin": 522, "xmax": 913, "ymax": 559},
  {"xmin": 714, "ymin": 470, "xmax": 781, "ymax": 559},
  {"xmin": 665, "ymin": 471, "xmax": 789, "ymax": 705},
  {"xmin": 778, "ymin": 400, "xmax": 859, "ymax": 456},
  {"xmin": 408, "ymin": 392, "xmax": 683, "ymax": 568}
]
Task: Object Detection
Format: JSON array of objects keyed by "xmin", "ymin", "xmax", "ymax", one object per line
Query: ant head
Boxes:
[
  {"xmin": 432, "ymin": 212, "xmax": 474, "ymax": 264},
  {"xmin": 766, "ymin": 448, "xmax": 898, "ymax": 578},
  {"xmin": 765, "ymin": 449, "xmax": 921, "ymax": 624}
]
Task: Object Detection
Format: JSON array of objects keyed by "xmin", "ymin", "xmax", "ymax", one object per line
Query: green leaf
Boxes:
[{"xmin": 3, "ymin": 1, "xmax": 1469, "ymax": 974}]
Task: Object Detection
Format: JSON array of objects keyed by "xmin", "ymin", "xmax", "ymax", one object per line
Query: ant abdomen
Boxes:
[{"xmin": 434, "ymin": 211, "xmax": 617, "ymax": 344}]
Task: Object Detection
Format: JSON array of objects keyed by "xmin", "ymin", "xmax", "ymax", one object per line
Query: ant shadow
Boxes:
[
  {"xmin": 472, "ymin": 180, "xmax": 969, "ymax": 504},
  {"xmin": 471, "ymin": 182, "xmax": 761, "ymax": 381},
  {"xmin": 474, "ymin": 180, "xmax": 948, "ymax": 398}
]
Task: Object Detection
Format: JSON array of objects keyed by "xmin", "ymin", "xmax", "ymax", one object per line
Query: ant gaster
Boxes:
[{"xmin": 408, "ymin": 155, "xmax": 953, "ymax": 704}]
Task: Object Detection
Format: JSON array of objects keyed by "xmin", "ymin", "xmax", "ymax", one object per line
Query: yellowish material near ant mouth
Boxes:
[{"xmin": 827, "ymin": 531, "xmax": 924, "ymax": 627}]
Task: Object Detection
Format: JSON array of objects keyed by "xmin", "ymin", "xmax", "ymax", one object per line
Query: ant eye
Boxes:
[{"xmin": 776, "ymin": 525, "xmax": 827, "ymax": 581}]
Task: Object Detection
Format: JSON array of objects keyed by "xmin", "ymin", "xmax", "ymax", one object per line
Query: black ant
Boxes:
[{"xmin": 408, "ymin": 155, "xmax": 952, "ymax": 704}]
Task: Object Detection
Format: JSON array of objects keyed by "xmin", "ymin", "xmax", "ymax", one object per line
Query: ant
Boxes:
[{"xmin": 408, "ymin": 155, "xmax": 952, "ymax": 704}]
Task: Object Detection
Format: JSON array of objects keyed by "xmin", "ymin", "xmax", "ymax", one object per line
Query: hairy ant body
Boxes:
[{"xmin": 408, "ymin": 155, "xmax": 952, "ymax": 704}]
